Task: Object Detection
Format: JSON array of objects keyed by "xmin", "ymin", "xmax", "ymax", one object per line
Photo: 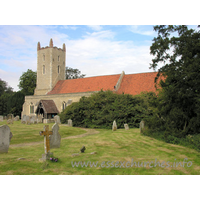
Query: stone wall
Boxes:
[{"xmin": 21, "ymin": 92, "xmax": 94, "ymax": 117}]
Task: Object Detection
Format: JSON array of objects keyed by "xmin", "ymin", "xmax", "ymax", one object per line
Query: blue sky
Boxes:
[{"xmin": 0, "ymin": 25, "xmax": 162, "ymax": 91}]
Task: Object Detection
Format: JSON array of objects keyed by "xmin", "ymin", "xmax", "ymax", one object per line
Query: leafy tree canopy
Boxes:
[
  {"xmin": 149, "ymin": 25, "xmax": 200, "ymax": 135},
  {"xmin": 18, "ymin": 69, "xmax": 37, "ymax": 95},
  {"xmin": 66, "ymin": 67, "xmax": 86, "ymax": 79},
  {"xmin": 0, "ymin": 78, "xmax": 13, "ymax": 97}
]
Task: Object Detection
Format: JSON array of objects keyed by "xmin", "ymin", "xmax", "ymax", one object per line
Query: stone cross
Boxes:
[{"xmin": 40, "ymin": 125, "xmax": 53, "ymax": 154}]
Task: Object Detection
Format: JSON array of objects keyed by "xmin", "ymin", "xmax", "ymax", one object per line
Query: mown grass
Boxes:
[
  {"xmin": 0, "ymin": 121, "xmax": 86, "ymax": 144},
  {"xmin": 0, "ymin": 121, "xmax": 200, "ymax": 175}
]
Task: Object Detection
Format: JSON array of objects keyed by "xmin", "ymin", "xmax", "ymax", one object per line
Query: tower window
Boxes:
[
  {"xmin": 43, "ymin": 54, "xmax": 45, "ymax": 61},
  {"xmin": 58, "ymin": 66, "xmax": 60, "ymax": 74},
  {"xmin": 43, "ymin": 65, "xmax": 45, "ymax": 74},
  {"xmin": 58, "ymin": 56, "xmax": 60, "ymax": 61}
]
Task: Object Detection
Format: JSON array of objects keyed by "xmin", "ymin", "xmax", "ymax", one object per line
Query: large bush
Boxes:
[{"xmin": 60, "ymin": 90, "xmax": 155, "ymax": 129}]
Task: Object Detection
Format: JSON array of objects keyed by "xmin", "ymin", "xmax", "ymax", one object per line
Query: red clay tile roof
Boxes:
[
  {"xmin": 47, "ymin": 74, "xmax": 120, "ymax": 95},
  {"xmin": 47, "ymin": 72, "xmax": 159, "ymax": 96},
  {"xmin": 117, "ymin": 72, "xmax": 158, "ymax": 95}
]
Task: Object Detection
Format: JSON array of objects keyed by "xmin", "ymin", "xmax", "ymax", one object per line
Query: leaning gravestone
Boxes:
[
  {"xmin": 0, "ymin": 116, "xmax": 3, "ymax": 122},
  {"xmin": 54, "ymin": 115, "xmax": 61, "ymax": 124},
  {"xmin": 68, "ymin": 119, "xmax": 73, "ymax": 127},
  {"xmin": 30, "ymin": 116, "xmax": 37, "ymax": 124},
  {"xmin": 124, "ymin": 124, "xmax": 129, "ymax": 130},
  {"xmin": 49, "ymin": 123, "xmax": 61, "ymax": 148},
  {"xmin": 21, "ymin": 115, "xmax": 26, "ymax": 124},
  {"xmin": 0, "ymin": 125, "xmax": 13, "ymax": 153},
  {"xmin": 112, "ymin": 120, "xmax": 117, "ymax": 131},
  {"xmin": 140, "ymin": 120, "xmax": 145, "ymax": 133}
]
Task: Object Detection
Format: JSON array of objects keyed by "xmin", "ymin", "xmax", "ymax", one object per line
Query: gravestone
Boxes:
[
  {"xmin": 26, "ymin": 116, "xmax": 31, "ymax": 125},
  {"xmin": 39, "ymin": 125, "xmax": 53, "ymax": 161},
  {"xmin": 30, "ymin": 116, "xmax": 37, "ymax": 124},
  {"xmin": 68, "ymin": 119, "xmax": 73, "ymax": 127},
  {"xmin": 49, "ymin": 123, "xmax": 61, "ymax": 148},
  {"xmin": 0, "ymin": 125, "xmax": 13, "ymax": 153},
  {"xmin": 7, "ymin": 119, "xmax": 13, "ymax": 124},
  {"xmin": 7, "ymin": 114, "xmax": 14, "ymax": 120},
  {"xmin": 14, "ymin": 116, "xmax": 20, "ymax": 121},
  {"xmin": 54, "ymin": 115, "xmax": 61, "ymax": 124},
  {"xmin": 112, "ymin": 120, "xmax": 117, "ymax": 131},
  {"xmin": 21, "ymin": 115, "xmax": 26, "ymax": 124},
  {"xmin": 0, "ymin": 116, "xmax": 3, "ymax": 122},
  {"xmin": 140, "ymin": 120, "xmax": 145, "ymax": 133},
  {"xmin": 124, "ymin": 124, "xmax": 129, "ymax": 130},
  {"xmin": 37, "ymin": 114, "xmax": 43, "ymax": 123}
]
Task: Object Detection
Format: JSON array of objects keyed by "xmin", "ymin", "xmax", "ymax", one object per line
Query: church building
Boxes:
[{"xmin": 21, "ymin": 39, "xmax": 158, "ymax": 123}]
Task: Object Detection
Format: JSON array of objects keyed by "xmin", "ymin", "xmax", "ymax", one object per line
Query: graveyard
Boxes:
[{"xmin": 0, "ymin": 120, "xmax": 199, "ymax": 175}]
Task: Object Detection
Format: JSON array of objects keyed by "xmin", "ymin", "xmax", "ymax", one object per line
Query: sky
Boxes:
[{"xmin": 0, "ymin": 25, "xmax": 158, "ymax": 91}]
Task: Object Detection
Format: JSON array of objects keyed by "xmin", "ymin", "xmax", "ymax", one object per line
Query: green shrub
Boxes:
[{"xmin": 60, "ymin": 90, "xmax": 155, "ymax": 129}]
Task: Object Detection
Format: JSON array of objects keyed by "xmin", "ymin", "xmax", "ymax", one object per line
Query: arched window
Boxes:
[
  {"xmin": 43, "ymin": 65, "xmax": 45, "ymax": 74},
  {"xmin": 62, "ymin": 101, "xmax": 66, "ymax": 111},
  {"xmin": 58, "ymin": 66, "xmax": 60, "ymax": 74},
  {"xmin": 43, "ymin": 54, "xmax": 45, "ymax": 61},
  {"xmin": 30, "ymin": 103, "xmax": 34, "ymax": 114},
  {"xmin": 58, "ymin": 56, "xmax": 60, "ymax": 62}
]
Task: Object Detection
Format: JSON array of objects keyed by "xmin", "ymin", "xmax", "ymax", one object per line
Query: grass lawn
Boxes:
[{"xmin": 0, "ymin": 121, "xmax": 199, "ymax": 175}]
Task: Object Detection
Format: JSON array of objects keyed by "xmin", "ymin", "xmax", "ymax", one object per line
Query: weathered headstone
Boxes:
[
  {"xmin": 7, "ymin": 114, "xmax": 14, "ymax": 120},
  {"xmin": 30, "ymin": 115, "xmax": 37, "ymax": 124},
  {"xmin": 49, "ymin": 123, "xmax": 61, "ymax": 148},
  {"xmin": 112, "ymin": 120, "xmax": 117, "ymax": 131},
  {"xmin": 14, "ymin": 116, "xmax": 20, "ymax": 121},
  {"xmin": 124, "ymin": 123, "xmax": 129, "ymax": 130},
  {"xmin": 7, "ymin": 119, "xmax": 13, "ymax": 124},
  {"xmin": 140, "ymin": 120, "xmax": 145, "ymax": 133},
  {"xmin": 39, "ymin": 125, "xmax": 53, "ymax": 161},
  {"xmin": 26, "ymin": 116, "xmax": 31, "ymax": 125},
  {"xmin": 37, "ymin": 114, "xmax": 43, "ymax": 123},
  {"xmin": 0, "ymin": 116, "xmax": 3, "ymax": 122},
  {"xmin": 54, "ymin": 115, "xmax": 61, "ymax": 124},
  {"xmin": 68, "ymin": 119, "xmax": 73, "ymax": 127},
  {"xmin": 21, "ymin": 115, "xmax": 26, "ymax": 124},
  {"xmin": 0, "ymin": 125, "xmax": 13, "ymax": 153}
]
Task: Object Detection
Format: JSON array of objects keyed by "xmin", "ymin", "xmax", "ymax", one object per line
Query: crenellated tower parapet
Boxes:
[{"xmin": 34, "ymin": 39, "xmax": 66, "ymax": 95}]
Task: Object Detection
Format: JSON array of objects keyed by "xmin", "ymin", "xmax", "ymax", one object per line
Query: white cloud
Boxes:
[
  {"xmin": 87, "ymin": 25, "xmax": 103, "ymax": 31},
  {"xmin": 129, "ymin": 25, "xmax": 155, "ymax": 36}
]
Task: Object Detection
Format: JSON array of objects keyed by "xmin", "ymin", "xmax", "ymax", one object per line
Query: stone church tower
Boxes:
[{"xmin": 34, "ymin": 38, "xmax": 66, "ymax": 95}]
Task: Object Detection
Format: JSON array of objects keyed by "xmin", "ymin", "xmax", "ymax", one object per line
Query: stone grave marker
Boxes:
[
  {"xmin": 26, "ymin": 116, "xmax": 31, "ymax": 125},
  {"xmin": 37, "ymin": 114, "xmax": 43, "ymax": 123},
  {"xmin": 7, "ymin": 119, "xmax": 13, "ymax": 124},
  {"xmin": 140, "ymin": 120, "xmax": 145, "ymax": 133},
  {"xmin": 30, "ymin": 116, "xmax": 37, "ymax": 124},
  {"xmin": 49, "ymin": 123, "xmax": 61, "ymax": 148},
  {"xmin": 112, "ymin": 120, "xmax": 117, "ymax": 131},
  {"xmin": 39, "ymin": 125, "xmax": 53, "ymax": 161},
  {"xmin": 54, "ymin": 115, "xmax": 61, "ymax": 124},
  {"xmin": 124, "ymin": 124, "xmax": 129, "ymax": 130},
  {"xmin": 0, "ymin": 125, "xmax": 13, "ymax": 153},
  {"xmin": 68, "ymin": 119, "xmax": 73, "ymax": 127},
  {"xmin": 0, "ymin": 116, "xmax": 3, "ymax": 122},
  {"xmin": 14, "ymin": 116, "xmax": 20, "ymax": 121},
  {"xmin": 21, "ymin": 115, "xmax": 26, "ymax": 124},
  {"xmin": 7, "ymin": 114, "xmax": 14, "ymax": 120}
]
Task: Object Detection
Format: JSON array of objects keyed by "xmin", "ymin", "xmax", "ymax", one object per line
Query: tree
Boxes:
[
  {"xmin": 0, "ymin": 78, "xmax": 13, "ymax": 97},
  {"xmin": 149, "ymin": 25, "xmax": 200, "ymax": 135},
  {"xmin": 65, "ymin": 67, "xmax": 86, "ymax": 79},
  {"xmin": 18, "ymin": 69, "xmax": 37, "ymax": 95}
]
